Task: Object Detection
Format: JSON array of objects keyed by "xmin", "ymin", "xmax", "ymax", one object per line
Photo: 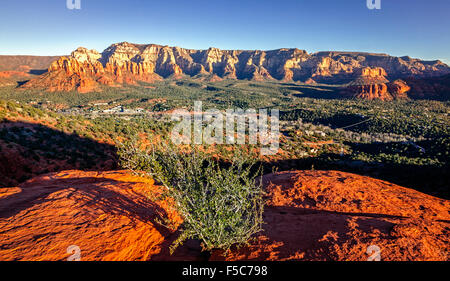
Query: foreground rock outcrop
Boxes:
[
  {"xmin": 212, "ymin": 171, "xmax": 450, "ymax": 261},
  {"xmin": 20, "ymin": 42, "xmax": 450, "ymax": 94},
  {"xmin": 0, "ymin": 170, "xmax": 185, "ymax": 261},
  {"xmin": 0, "ymin": 170, "xmax": 448, "ymax": 261}
]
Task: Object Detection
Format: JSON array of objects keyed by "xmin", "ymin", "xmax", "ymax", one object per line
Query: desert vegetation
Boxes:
[{"xmin": 118, "ymin": 138, "xmax": 264, "ymax": 253}]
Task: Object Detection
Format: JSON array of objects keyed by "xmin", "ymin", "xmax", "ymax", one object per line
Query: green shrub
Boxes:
[{"xmin": 118, "ymin": 139, "xmax": 264, "ymax": 253}]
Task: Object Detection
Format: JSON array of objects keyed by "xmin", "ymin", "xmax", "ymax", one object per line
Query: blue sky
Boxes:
[{"xmin": 0, "ymin": 0, "xmax": 449, "ymax": 64}]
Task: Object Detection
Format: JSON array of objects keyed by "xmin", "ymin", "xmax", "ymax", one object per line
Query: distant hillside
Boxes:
[
  {"xmin": 405, "ymin": 74, "xmax": 450, "ymax": 100},
  {"xmin": 0, "ymin": 100, "xmax": 117, "ymax": 186},
  {"xmin": 0, "ymin": 55, "xmax": 61, "ymax": 72}
]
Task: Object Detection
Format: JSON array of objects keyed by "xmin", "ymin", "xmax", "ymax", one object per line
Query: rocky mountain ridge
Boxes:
[{"xmin": 20, "ymin": 42, "xmax": 450, "ymax": 95}]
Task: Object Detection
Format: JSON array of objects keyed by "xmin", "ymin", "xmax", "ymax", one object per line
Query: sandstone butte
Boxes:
[
  {"xmin": 0, "ymin": 169, "xmax": 448, "ymax": 261},
  {"xmin": 342, "ymin": 67, "xmax": 411, "ymax": 101}
]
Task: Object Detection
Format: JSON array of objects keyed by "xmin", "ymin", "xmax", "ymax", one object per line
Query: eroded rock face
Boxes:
[
  {"xmin": 22, "ymin": 43, "xmax": 163, "ymax": 93},
  {"xmin": 349, "ymin": 83, "xmax": 392, "ymax": 100},
  {"xmin": 342, "ymin": 67, "xmax": 392, "ymax": 100},
  {"xmin": 359, "ymin": 66, "xmax": 388, "ymax": 79},
  {"xmin": 307, "ymin": 52, "xmax": 449, "ymax": 83},
  {"xmin": 0, "ymin": 170, "xmax": 448, "ymax": 261},
  {"xmin": 21, "ymin": 42, "xmax": 450, "ymax": 93},
  {"xmin": 71, "ymin": 47, "xmax": 102, "ymax": 64},
  {"xmin": 342, "ymin": 67, "xmax": 414, "ymax": 100},
  {"xmin": 387, "ymin": 79, "xmax": 411, "ymax": 99}
]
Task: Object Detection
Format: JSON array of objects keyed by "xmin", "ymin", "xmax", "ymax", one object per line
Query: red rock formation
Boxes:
[
  {"xmin": 22, "ymin": 54, "xmax": 162, "ymax": 93},
  {"xmin": 19, "ymin": 42, "xmax": 450, "ymax": 93},
  {"xmin": 342, "ymin": 67, "xmax": 392, "ymax": 100},
  {"xmin": 211, "ymin": 170, "xmax": 450, "ymax": 261},
  {"xmin": 350, "ymin": 83, "xmax": 392, "ymax": 100},
  {"xmin": 304, "ymin": 78, "xmax": 317, "ymax": 84},
  {"xmin": 342, "ymin": 67, "xmax": 414, "ymax": 100},
  {"xmin": 0, "ymin": 171, "xmax": 184, "ymax": 261},
  {"xmin": 387, "ymin": 79, "xmax": 411, "ymax": 99},
  {"xmin": 360, "ymin": 66, "xmax": 388, "ymax": 78},
  {"xmin": 0, "ymin": 169, "xmax": 448, "ymax": 261}
]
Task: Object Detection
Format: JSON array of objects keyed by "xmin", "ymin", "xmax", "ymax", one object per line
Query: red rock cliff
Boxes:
[{"xmin": 21, "ymin": 42, "xmax": 450, "ymax": 93}]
